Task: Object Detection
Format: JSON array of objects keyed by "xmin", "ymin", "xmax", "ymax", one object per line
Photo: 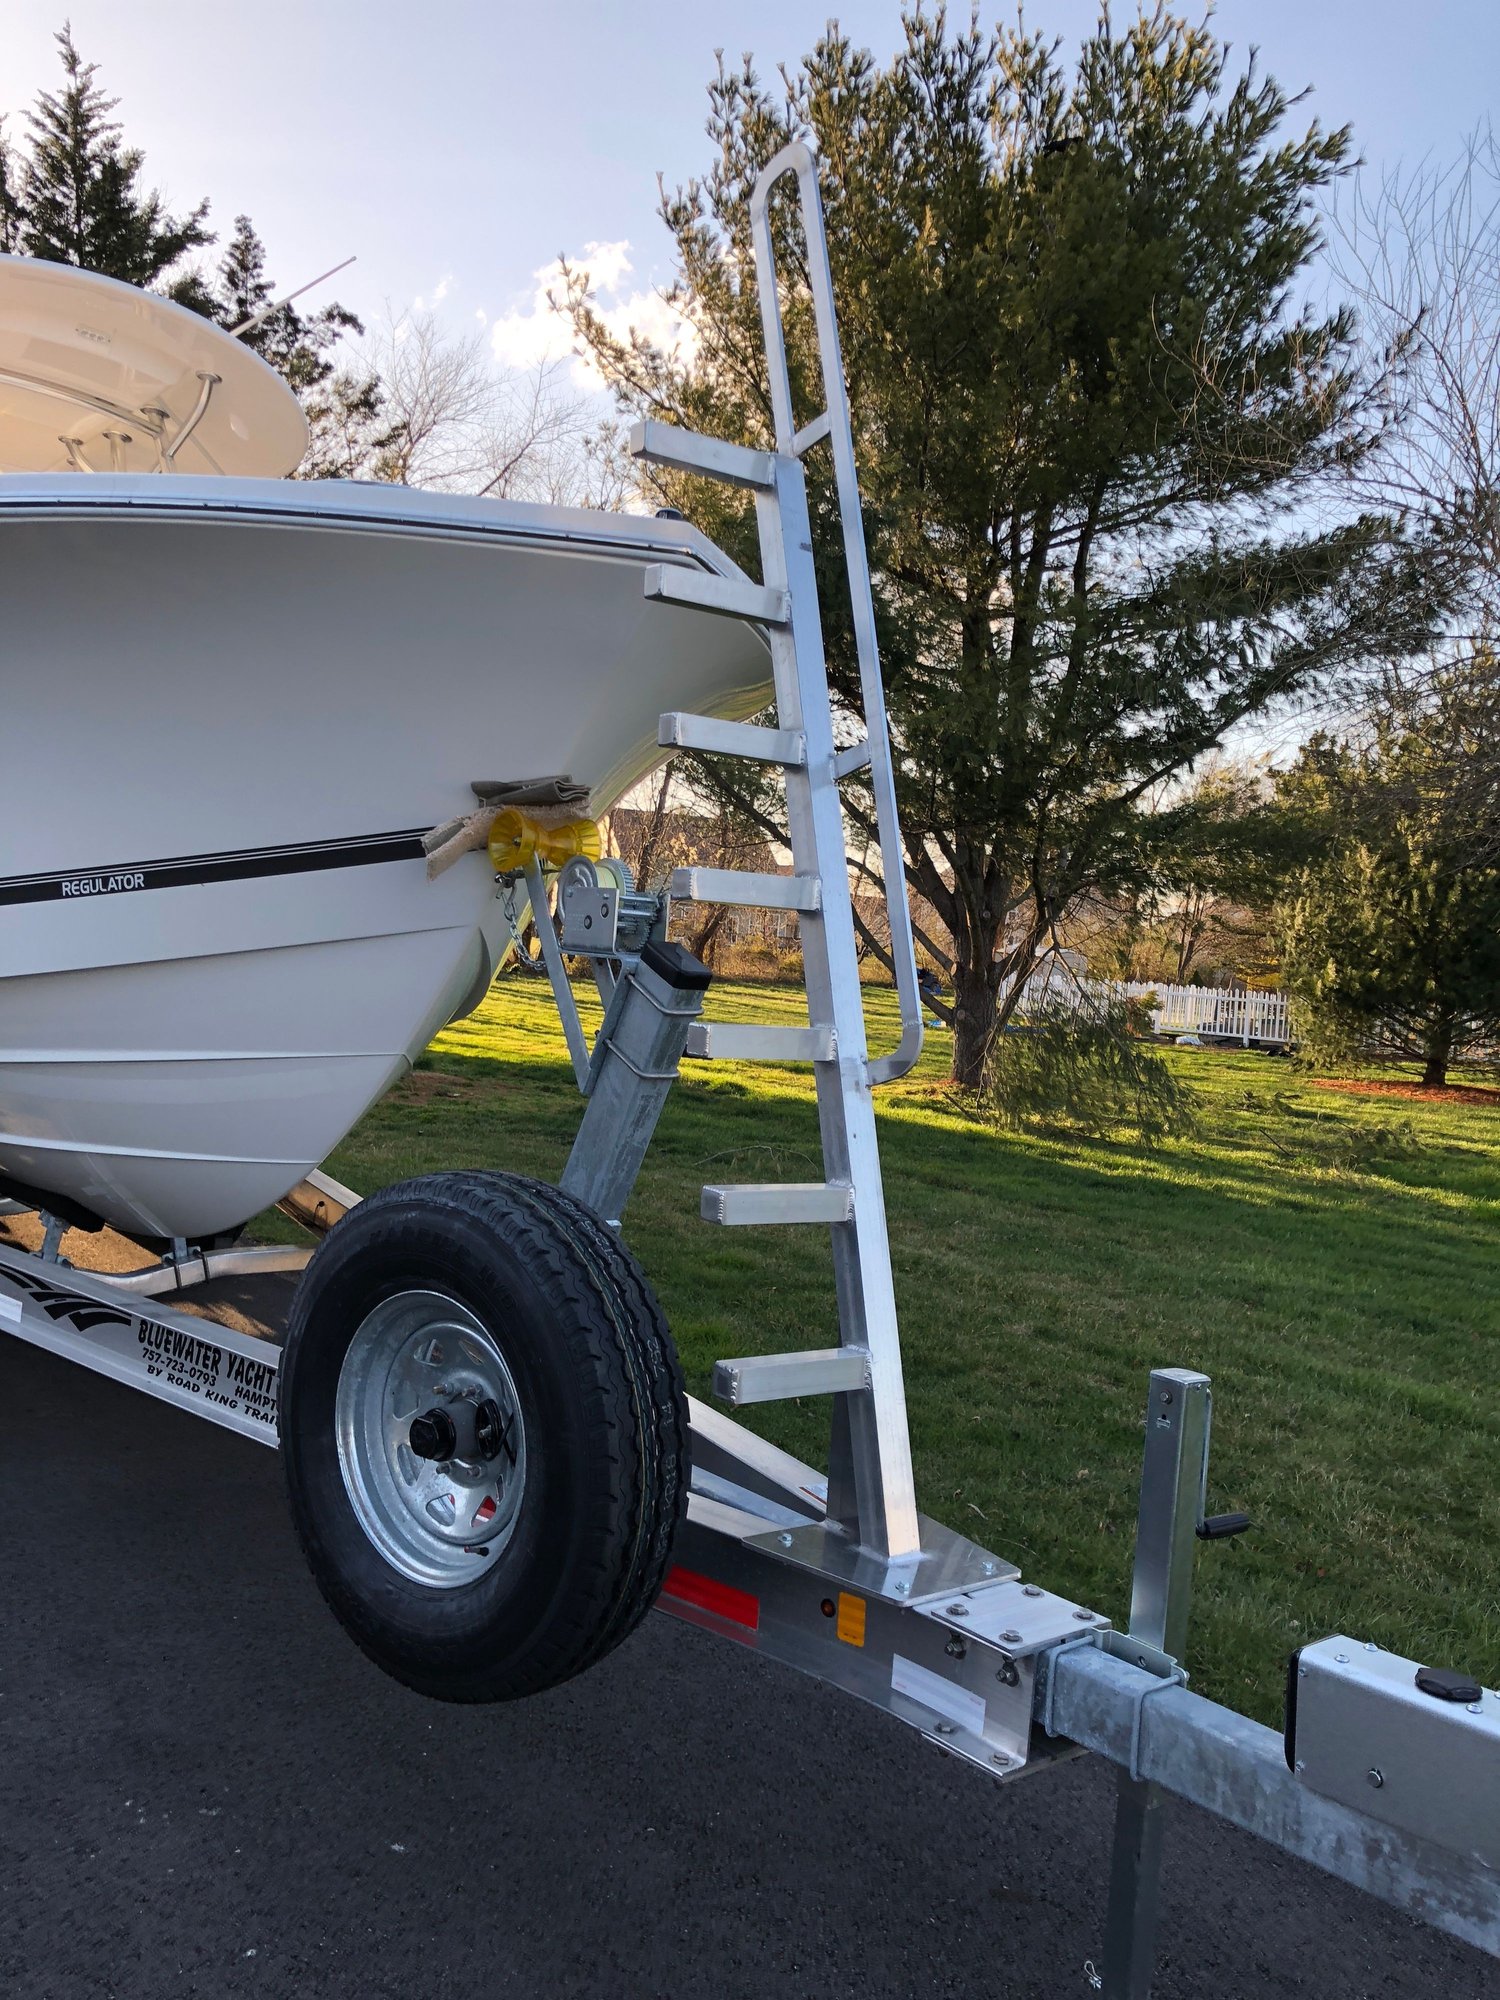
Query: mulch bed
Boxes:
[{"xmin": 1311, "ymin": 1077, "xmax": 1500, "ymax": 1110}]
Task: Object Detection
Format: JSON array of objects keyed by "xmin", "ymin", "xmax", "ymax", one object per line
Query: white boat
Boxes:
[{"xmin": 0, "ymin": 256, "xmax": 769, "ymax": 1241}]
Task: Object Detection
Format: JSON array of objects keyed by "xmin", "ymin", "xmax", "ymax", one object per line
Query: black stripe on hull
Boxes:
[{"xmin": 0, "ymin": 829, "xmax": 431, "ymax": 909}]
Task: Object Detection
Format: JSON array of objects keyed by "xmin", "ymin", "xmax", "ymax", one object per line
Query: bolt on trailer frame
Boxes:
[{"xmin": 1, "ymin": 144, "xmax": 1498, "ymax": 1994}]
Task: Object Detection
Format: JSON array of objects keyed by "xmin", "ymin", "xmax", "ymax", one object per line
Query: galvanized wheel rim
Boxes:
[{"xmin": 334, "ymin": 1288, "xmax": 527, "ymax": 1588}]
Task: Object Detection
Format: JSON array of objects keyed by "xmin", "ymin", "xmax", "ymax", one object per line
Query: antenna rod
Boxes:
[{"xmin": 230, "ymin": 256, "xmax": 357, "ymax": 339}]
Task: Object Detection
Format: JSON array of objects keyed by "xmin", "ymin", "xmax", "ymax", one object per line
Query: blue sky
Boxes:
[{"xmin": 6, "ymin": 1, "xmax": 1498, "ymax": 373}]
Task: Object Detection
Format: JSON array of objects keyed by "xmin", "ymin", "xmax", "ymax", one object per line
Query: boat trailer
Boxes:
[
  {"xmin": 3, "ymin": 144, "xmax": 1498, "ymax": 1993},
  {"xmin": 4, "ymin": 1108, "xmax": 1499, "ymax": 1990}
]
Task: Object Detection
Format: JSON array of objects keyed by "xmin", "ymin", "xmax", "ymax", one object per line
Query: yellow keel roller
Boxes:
[{"xmin": 487, "ymin": 807, "xmax": 602, "ymax": 875}]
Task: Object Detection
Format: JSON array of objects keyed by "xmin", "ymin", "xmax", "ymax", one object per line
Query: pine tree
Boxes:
[
  {"xmin": 214, "ymin": 211, "xmax": 272, "ymax": 331},
  {"xmin": 20, "ymin": 25, "xmax": 210, "ymax": 289},
  {"xmin": 0, "ymin": 115, "xmax": 21, "ymax": 252},
  {"xmin": 1279, "ymin": 661, "xmax": 1500, "ymax": 1086},
  {"xmin": 565, "ymin": 7, "xmax": 1444, "ymax": 1083},
  {"xmin": 209, "ymin": 214, "xmax": 389, "ymax": 478},
  {"xmin": 212, "ymin": 215, "xmax": 356, "ymax": 387}
]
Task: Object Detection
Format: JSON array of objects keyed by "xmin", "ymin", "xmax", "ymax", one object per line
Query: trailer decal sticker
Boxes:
[
  {"xmin": 0, "ymin": 828, "xmax": 431, "ymax": 907},
  {"xmin": 0, "ymin": 1260, "xmax": 281, "ymax": 1433},
  {"xmin": 138, "ymin": 1319, "xmax": 223, "ymax": 1374},
  {"xmin": 139, "ymin": 1317, "xmax": 224, "ymax": 1395},
  {"xmin": 133, "ymin": 1323, "xmax": 279, "ymax": 1425},
  {"xmin": 0, "ymin": 1263, "xmax": 135, "ymax": 1333},
  {"xmin": 891, "ymin": 1655, "xmax": 986, "ymax": 1737}
]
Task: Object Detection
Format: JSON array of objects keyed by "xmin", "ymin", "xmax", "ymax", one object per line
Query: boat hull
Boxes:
[{"xmin": 0, "ymin": 477, "xmax": 769, "ymax": 1238}]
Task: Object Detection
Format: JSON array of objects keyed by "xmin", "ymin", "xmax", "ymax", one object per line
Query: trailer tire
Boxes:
[{"xmin": 278, "ymin": 1170, "xmax": 686, "ymax": 1702}]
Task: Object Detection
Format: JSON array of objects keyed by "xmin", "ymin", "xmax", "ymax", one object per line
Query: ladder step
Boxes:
[
  {"xmin": 659, "ymin": 711, "xmax": 806, "ymax": 766},
  {"xmin": 644, "ymin": 564, "xmax": 789, "ymax": 627},
  {"xmin": 792, "ymin": 410, "xmax": 832, "ymax": 457},
  {"xmin": 687, "ymin": 1022, "xmax": 835, "ymax": 1063},
  {"xmin": 670, "ymin": 867, "xmax": 821, "ymax": 912},
  {"xmin": 713, "ymin": 1347, "xmax": 871, "ymax": 1407},
  {"xmin": 629, "ymin": 417, "xmax": 777, "ymax": 491},
  {"xmin": 834, "ymin": 738, "xmax": 872, "ymax": 778},
  {"xmin": 702, "ymin": 1182, "xmax": 854, "ymax": 1226}
]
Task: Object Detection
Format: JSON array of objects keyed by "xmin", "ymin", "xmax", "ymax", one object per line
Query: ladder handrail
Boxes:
[{"xmin": 748, "ymin": 142, "xmax": 924, "ymax": 1085}]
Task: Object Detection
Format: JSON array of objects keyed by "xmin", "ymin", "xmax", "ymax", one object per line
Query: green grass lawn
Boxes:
[{"xmin": 260, "ymin": 973, "xmax": 1500, "ymax": 1724}]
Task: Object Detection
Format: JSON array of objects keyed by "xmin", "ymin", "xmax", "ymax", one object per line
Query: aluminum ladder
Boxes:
[{"xmin": 629, "ymin": 142, "xmax": 925, "ymax": 1561}]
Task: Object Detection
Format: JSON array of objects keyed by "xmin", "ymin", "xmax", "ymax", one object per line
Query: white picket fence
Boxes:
[
  {"xmin": 1009, "ymin": 962, "xmax": 1293, "ymax": 1047},
  {"xmin": 1116, "ymin": 979, "xmax": 1293, "ymax": 1047}
]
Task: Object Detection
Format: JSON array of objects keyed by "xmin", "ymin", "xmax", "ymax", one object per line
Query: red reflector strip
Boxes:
[{"xmin": 661, "ymin": 1565, "xmax": 760, "ymax": 1631}]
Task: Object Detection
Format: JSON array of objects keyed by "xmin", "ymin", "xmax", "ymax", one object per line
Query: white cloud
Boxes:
[
  {"xmin": 574, "ymin": 239, "xmax": 633, "ymax": 293},
  {"xmin": 411, "ymin": 273, "xmax": 453, "ymax": 314},
  {"xmin": 488, "ymin": 239, "xmax": 694, "ymax": 389}
]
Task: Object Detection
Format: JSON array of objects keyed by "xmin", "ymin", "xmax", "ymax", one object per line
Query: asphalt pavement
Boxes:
[{"xmin": 0, "ymin": 1265, "xmax": 1492, "ymax": 2000}]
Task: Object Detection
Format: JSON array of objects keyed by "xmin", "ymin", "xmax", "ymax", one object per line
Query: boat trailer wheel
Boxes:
[{"xmin": 279, "ymin": 1169, "xmax": 687, "ymax": 1703}]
